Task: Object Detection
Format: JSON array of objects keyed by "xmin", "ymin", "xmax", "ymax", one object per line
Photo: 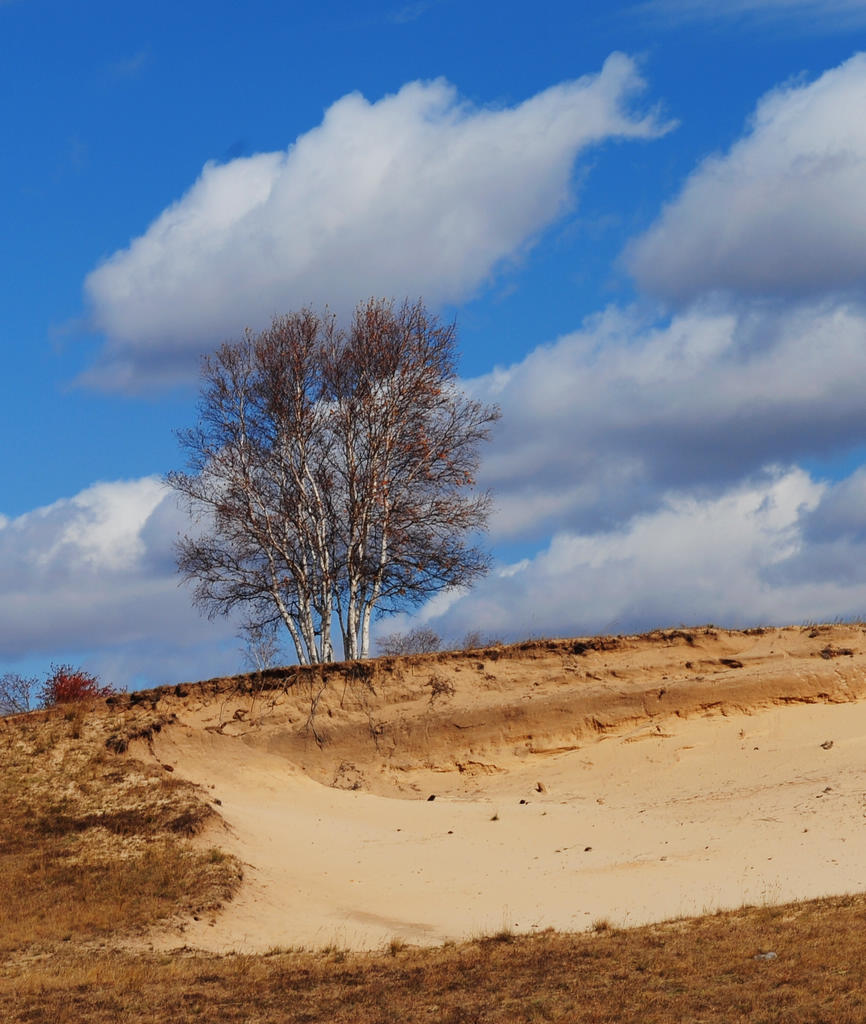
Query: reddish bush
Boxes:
[{"xmin": 39, "ymin": 664, "xmax": 118, "ymax": 707}]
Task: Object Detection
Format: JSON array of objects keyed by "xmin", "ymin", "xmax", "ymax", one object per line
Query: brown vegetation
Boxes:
[
  {"xmin": 3, "ymin": 895, "xmax": 866, "ymax": 1022},
  {"xmin": 0, "ymin": 700, "xmax": 241, "ymax": 956}
]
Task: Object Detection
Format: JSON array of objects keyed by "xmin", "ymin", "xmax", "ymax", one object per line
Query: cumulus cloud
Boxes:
[
  {"xmin": 634, "ymin": 0, "xmax": 866, "ymax": 29},
  {"xmin": 801, "ymin": 465, "xmax": 866, "ymax": 543},
  {"xmin": 0, "ymin": 479, "xmax": 242, "ymax": 687},
  {"xmin": 766, "ymin": 466, "xmax": 866, "ymax": 587},
  {"xmin": 626, "ymin": 54, "xmax": 866, "ymax": 304},
  {"xmin": 83, "ymin": 54, "xmax": 670, "ymax": 390},
  {"xmin": 473, "ymin": 299, "xmax": 866, "ymax": 540},
  {"xmin": 396, "ymin": 467, "xmax": 866, "ymax": 644}
]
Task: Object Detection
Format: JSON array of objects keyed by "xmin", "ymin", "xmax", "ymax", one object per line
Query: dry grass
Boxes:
[
  {"xmin": 0, "ymin": 703, "xmax": 241, "ymax": 956},
  {"xmin": 2, "ymin": 894, "xmax": 866, "ymax": 1022}
]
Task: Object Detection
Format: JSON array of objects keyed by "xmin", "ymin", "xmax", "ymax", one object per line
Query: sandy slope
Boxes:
[{"xmin": 129, "ymin": 624, "xmax": 866, "ymax": 951}]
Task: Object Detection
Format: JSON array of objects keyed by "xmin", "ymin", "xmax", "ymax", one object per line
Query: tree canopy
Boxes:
[{"xmin": 168, "ymin": 298, "xmax": 500, "ymax": 664}]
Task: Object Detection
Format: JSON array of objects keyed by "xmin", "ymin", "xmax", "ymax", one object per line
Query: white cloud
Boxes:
[
  {"xmin": 0, "ymin": 479, "xmax": 242, "ymax": 686},
  {"xmin": 626, "ymin": 54, "xmax": 866, "ymax": 304},
  {"xmin": 83, "ymin": 54, "xmax": 670, "ymax": 390},
  {"xmin": 473, "ymin": 298, "xmax": 866, "ymax": 540},
  {"xmin": 634, "ymin": 0, "xmax": 866, "ymax": 30},
  {"xmin": 402, "ymin": 467, "xmax": 866, "ymax": 643},
  {"xmin": 802, "ymin": 465, "xmax": 866, "ymax": 543},
  {"xmin": 35, "ymin": 478, "xmax": 161, "ymax": 571}
]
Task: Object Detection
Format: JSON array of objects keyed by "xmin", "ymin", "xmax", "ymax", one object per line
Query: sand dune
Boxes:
[{"xmin": 127, "ymin": 624, "xmax": 866, "ymax": 952}]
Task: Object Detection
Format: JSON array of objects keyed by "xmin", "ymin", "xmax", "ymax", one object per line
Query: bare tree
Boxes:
[
  {"xmin": 168, "ymin": 310, "xmax": 339, "ymax": 665},
  {"xmin": 377, "ymin": 626, "xmax": 442, "ymax": 657},
  {"xmin": 0, "ymin": 672, "xmax": 37, "ymax": 716},
  {"xmin": 460, "ymin": 629, "xmax": 503, "ymax": 650},
  {"xmin": 238, "ymin": 619, "xmax": 281, "ymax": 674},
  {"xmin": 168, "ymin": 298, "xmax": 499, "ymax": 664}
]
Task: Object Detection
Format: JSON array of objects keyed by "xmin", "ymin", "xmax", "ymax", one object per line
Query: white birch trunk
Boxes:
[
  {"xmin": 272, "ymin": 588, "xmax": 309, "ymax": 666},
  {"xmin": 359, "ymin": 522, "xmax": 388, "ymax": 659}
]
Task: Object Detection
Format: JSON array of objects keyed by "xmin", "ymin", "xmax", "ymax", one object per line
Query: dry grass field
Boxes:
[
  {"xmin": 0, "ymin": 700, "xmax": 241, "ymax": 954},
  {"xmin": 3, "ymin": 624, "xmax": 866, "ymax": 1022},
  {"xmin": 4, "ymin": 896, "xmax": 866, "ymax": 1022}
]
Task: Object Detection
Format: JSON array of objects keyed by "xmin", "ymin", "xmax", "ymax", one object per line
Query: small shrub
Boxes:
[
  {"xmin": 377, "ymin": 627, "xmax": 442, "ymax": 657},
  {"xmin": 39, "ymin": 664, "xmax": 118, "ymax": 708},
  {"xmin": 0, "ymin": 672, "xmax": 38, "ymax": 716},
  {"xmin": 461, "ymin": 630, "xmax": 484, "ymax": 650},
  {"xmin": 460, "ymin": 630, "xmax": 503, "ymax": 650},
  {"xmin": 427, "ymin": 674, "xmax": 456, "ymax": 701}
]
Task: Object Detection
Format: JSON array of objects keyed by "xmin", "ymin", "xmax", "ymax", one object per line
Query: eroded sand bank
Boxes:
[{"xmin": 130, "ymin": 624, "xmax": 866, "ymax": 951}]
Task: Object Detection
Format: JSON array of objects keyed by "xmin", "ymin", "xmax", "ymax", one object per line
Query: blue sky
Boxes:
[{"xmin": 3, "ymin": 0, "xmax": 866, "ymax": 687}]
